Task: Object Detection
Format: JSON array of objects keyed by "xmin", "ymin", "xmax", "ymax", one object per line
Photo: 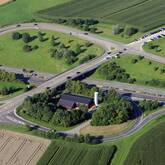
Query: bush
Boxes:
[
  {"xmin": 139, "ymin": 100, "xmax": 162, "ymax": 112},
  {"xmin": 138, "ymin": 55, "xmax": 144, "ymax": 60},
  {"xmin": 131, "ymin": 59, "xmax": 138, "ymax": 64},
  {"xmin": 12, "ymin": 32, "xmax": 22, "ymax": 40},
  {"xmin": 112, "ymin": 24, "xmax": 124, "ymax": 35},
  {"xmin": 33, "ymin": 45, "xmax": 39, "ymax": 50},
  {"xmin": 22, "ymin": 33, "xmax": 31, "ymax": 43},
  {"xmin": 124, "ymin": 27, "xmax": 138, "ymax": 36},
  {"xmin": 23, "ymin": 45, "xmax": 32, "ymax": 52}
]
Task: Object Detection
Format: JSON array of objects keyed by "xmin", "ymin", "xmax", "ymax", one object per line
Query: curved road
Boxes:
[{"xmin": 0, "ymin": 22, "xmax": 165, "ymax": 142}]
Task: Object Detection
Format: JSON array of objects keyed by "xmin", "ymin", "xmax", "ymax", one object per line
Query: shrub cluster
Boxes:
[
  {"xmin": 65, "ymin": 80, "xmax": 98, "ymax": 97},
  {"xmin": 91, "ymin": 89, "xmax": 133, "ymax": 126},
  {"xmin": 55, "ymin": 18, "xmax": 99, "ymax": 33},
  {"xmin": 79, "ymin": 54, "xmax": 96, "ymax": 64},
  {"xmin": 0, "ymin": 70, "xmax": 17, "ymax": 82},
  {"xmin": 112, "ymin": 24, "xmax": 138, "ymax": 36},
  {"xmin": 139, "ymin": 100, "xmax": 162, "ymax": 112},
  {"xmin": 97, "ymin": 62, "xmax": 136, "ymax": 83},
  {"xmin": 0, "ymin": 87, "xmax": 20, "ymax": 95},
  {"xmin": 50, "ymin": 36, "xmax": 91, "ymax": 64},
  {"xmin": 145, "ymin": 79, "xmax": 165, "ymax": 87},
  {"xmin": 18, "ymin": 91, "xmax": 90, "ymax": 127}
]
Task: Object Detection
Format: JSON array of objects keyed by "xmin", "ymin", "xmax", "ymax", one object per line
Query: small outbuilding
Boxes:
[{"xmin": 58, "ymin": 93, "xmax": 94, "ymax": 110}]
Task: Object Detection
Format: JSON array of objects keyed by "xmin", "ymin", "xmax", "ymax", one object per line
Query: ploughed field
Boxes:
[
  {"xmin": 0, "ymin": 0, "xmax": 11, "ymax": 5},
  {"xmin": 37, "ymin": 141, "xmax": 116, "ymax": 165},
  {"xmin": 124, "ymin": 120, "xmax": 165, "ymax": 165},
  {"xmin": 38, "ymin": 0, "xmax": 165, "ymax": 31},
  {"xmin": 0, "ymin": 129, "xmax": 50, "ymax": 165}
]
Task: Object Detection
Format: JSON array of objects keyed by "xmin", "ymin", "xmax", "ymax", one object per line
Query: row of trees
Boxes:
[
  {"xmin": 65, "ymin": 80, "xmax": 98, "ymax": 97},
  {"xmin": 55, "ymin": 18, "xmax": 99, "ymax": 33},
  {"xmin": 91, "ymin": 90, "xmax": 133, "ymax": 126},
  {"xmin": 112, "ymin": 24, "xmax": 138, "ymax": 36},
  {"xmin": 79, "ymin": 54, "xmax": 96, "ymax": 64},
  {"xmin": 145, "ymin": 79, "xmax": 165, "ymax": 87},
  {"xmin": 0, "ymin": 70, "xmax": 17, "ymax": 82},
  {"xmin": 139, "ymin": 100, "xmax": 162, "ymax": 112},
  {"xmin": 30, "ymin": 128, "xmax": 102, "ymax": 144},
  {"xmin": 97, "ymin": 62, "xmax": 136, "ymax": 84},
  {"xmin": 0, "ymin": 87, "xmax": 20, "ymax": 95}
]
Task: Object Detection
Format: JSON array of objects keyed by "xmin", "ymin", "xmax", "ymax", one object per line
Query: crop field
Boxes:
[
  {"xmin": 0, "ymin": 129, "xmax": 50, "ymax": 165},
  {"xmin": 38, "ymin": 141, "xmax": 117, "ymax": 165},
  {"xmin": 124, "ymin": 120, "xmax": 165, "ymax": 165},
  {"xmin": 0, "ymin": 29, "xmax": 103, "ymax": 73},
  {"xmin": 39, "ymin": 0, "xmax": 165, "ymax": 32},
  {"xmin": 0, "ymin": 0, "xmax": 69, "ymax": 26},
  {"xmin": 91, "ymin": 55, "xmax": 165, "ymax": 87}
]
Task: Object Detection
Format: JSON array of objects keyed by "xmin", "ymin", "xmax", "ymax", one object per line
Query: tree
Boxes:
[
  {"xmin": 124, "ymin": 27, "xmax": 138, "ymax": 36},
  {"xmin": 112, "ymin": 24, "xmax": 124, "ymax": 35},
  {"xmin": 23, "ymin": 45, "xmax": 32, "ymax": 52},
  {"xmin": 131, "ymin": 59, "xmax": 138, "ymax": 64},
  {"xmin": 91, "ymin": 90, "xmax": 133, "ymax": 126},
  {"xmin": 22, "ymin": 33, "xmax": 31, "ymax": 43},
  {"xmin": 12, "ymin": 32, "xmax": 22, "ymax": 40}
]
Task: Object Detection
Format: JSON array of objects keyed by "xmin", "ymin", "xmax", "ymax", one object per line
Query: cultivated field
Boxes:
[
  {"xmin": 38, "ymin": 141, "xmax": 116, "ymax": 165},
  {"xmin": 124, "ymin": 120, "xmax": 165, "ymax": 165},
  {"xmin": 0, "ymin": 0, "xmax": 11, "ymax": 5},
  {"xmin": 0, "ymin": 129, "xmax": 50, "ymax": 165},
  {"xmin": 38, "ymin": 0, "xmax": 165, "ymax": 32}
]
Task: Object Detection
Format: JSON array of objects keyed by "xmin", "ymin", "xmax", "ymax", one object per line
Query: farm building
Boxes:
[{"xmin": 58, "ymin": 93, "xmax": 94, "ymax": 110}]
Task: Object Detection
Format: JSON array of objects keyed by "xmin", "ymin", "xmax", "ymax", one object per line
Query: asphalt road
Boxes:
[
  {"xmin": 0, "ymin": 22, "xmax": 164, "ymax": 142},
  {"xmin": 84, "ymin": 80, "xmax": 165, "ymax": 102}
]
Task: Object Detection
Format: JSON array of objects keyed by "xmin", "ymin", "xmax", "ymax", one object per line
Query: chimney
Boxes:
[{"xmin": 94, "ymin": 92, "xmax": 98, "ymax": 106}]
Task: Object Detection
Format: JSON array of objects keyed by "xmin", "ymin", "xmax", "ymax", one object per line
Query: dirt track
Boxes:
[{"xmin": 0, "ymin": 129, "xmax": 50, "ymax": 165}]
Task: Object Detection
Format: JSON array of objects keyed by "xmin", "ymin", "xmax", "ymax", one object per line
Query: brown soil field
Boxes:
[
  {"xmin": 0, "ymin": 129, "xmax": 50, "ymax": 165},
  {"xmin": 80, "ymin": 120, "xmax": 135, "ymax": 136},
  {"xmin": 0, "ymin": 0, "xmax": 11, "ymax": 5}
]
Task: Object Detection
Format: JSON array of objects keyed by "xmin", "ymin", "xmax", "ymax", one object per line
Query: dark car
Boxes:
[
  {"xmin": 16, "ymin": 24, "xmax": 21, "ymax": 27},
  {"xmin": 67, "ymin": 76, "xmax": 72, "ymax": 80}
]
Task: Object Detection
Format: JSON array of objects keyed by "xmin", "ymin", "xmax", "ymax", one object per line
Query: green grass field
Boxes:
[
  {"xmin": 91, "ymin": 55, "xmax": 165, "ymax": 87},
  {"xmin": 124, "ymin": 119, "xmax": 165, "ymax": 165},
  {"xmin": 38, "ymin": 0, "xmax": 165, "ymax": 32},
  {"xmin": 143, "ymin": 37, "xmax": 165, "ymax": 57},
  {"xmin": 0, "ymin": 29, "xmax": 103, "ymax": 73},
  {"xmin": 0, "ymin": 0, "xmax": 70, "ymax": 26},
  {"xmin": 37, "ymin": 140, "xmax": 116, "ymax": 165}
]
